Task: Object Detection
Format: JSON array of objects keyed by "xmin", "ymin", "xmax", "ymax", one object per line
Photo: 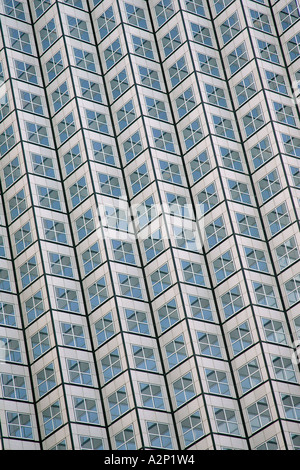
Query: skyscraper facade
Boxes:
[{"xmin": 0, "ymin": 0, "xmax": 300, "ymax": 451}]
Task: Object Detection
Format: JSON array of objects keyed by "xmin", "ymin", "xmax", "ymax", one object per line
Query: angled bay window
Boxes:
[
  {"xmin": 80, "ymin": 78, "xmax": 102, "ymax": 103},
  {"xmin": 236, "ymin": 212, "xmax": 260, "ymax": 238},
  {"xmin": 108, "ymin": 386, "xmax": 129, "ymax": 421},
  {"xmin": 3, "ymin": 0, "xmax": 26, "ymax": 20},
  {"xmin": 61, "ymin": 322, "xmax": 86, "ymax": 349},
  {"xmin": 130, "ymin": 163, "xmax": 149, "ymax": 194},
  {"xmin": 279, "ymin": 1, "xmax": 300, "ymax": 31},
  {"xmin": 117, "ymin": 100, "xmax": 136, "ymax": 131},
  {"xmin": 205, "ymin": 369, "xmax": 230, "ymax": 396},
  {"xmin": 0, "ymin": 302, "xmax": 16, "ymax": 327},
  {"xmin": 183, "ymin": 118, "xmax": 203, "ymax": 150},
  {"xmin": 235, "ymin": 73, "xmax": 257, "ymax": 105},
  {"xmin": 276, "ymin": 236, "xmax": 299, "ymax": 271},
  {"xmin": 0, "ymin": 337, "xmax": 21, "ymax": 363},
  {"xmin": 197, "ymin": 183, "xmax": 218, "ymax": 213},
  {"xmin": 43, "ymin": 218, "xmax": 67, "ymax": 244},
  {"xmin": 251, "ymin": 136, "xmax": 273, "ymax": 169},
  {"xmin": 112, "ymin": 240, "xmax": 135, "ymax": 264}
]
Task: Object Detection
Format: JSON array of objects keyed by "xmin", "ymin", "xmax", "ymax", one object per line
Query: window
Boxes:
[
  {"xmin": 108, "ymin": 386, "xmax": 129, "ymax": 421},
  {"xmin": 155, "ymin": 0, "xmax": 174, "ymax": 26},
  {"xmin": 101, "ymin": 348, "xmax": 122, "ymax": 382},
  {"xmin": 104, "ymin": 39, "xmax": 123, "ymax": 69},
  {"xmin": 132, "ymin": 35, "xmax": 154, "ymax": 59},
  {"xmin": 276, "ymin": 236, "xmax": 299, "ymax": 270},
  {"xmin": 250, "ymin": 9, "xmax": 272, "ymax": 33},
  {"xmin": 279, "ymin": 1, "xmax": 300, "ymax": 31},
  {"xmin": 82, "ymin": 242, "xmax": 101, "ymax": 275},
  {"xmin": 73, "ymin": 48, "xmax": 95, "ymax": 71},
  {"xmin": 97, "ymin": 6, "xmax": 115, "ymax": 39},
  {"xmin": 117, "ymin": 100, "xmax": 136, "ymax": 131},
  {"xmin": 46, "ymin": 51, "xmax": 64, "ymax": 81},
  {"xmin": 9, "ymin": 28, "xmax": 32, "ymax": 54},
  {"xmin": 55, "ymin": 287, "xmax": 80, "ymax": 313},
  {"xmin": 213, "ymin": 250, "xmax": 235, "ymax": 283},
  {"xmin": 125, "ymin": 309, "xmax": 149, "ymax": 335},
  {"xmin": 220, "ymin": 12, "xmax": 240, "ymax": 44},
  {"xmin": 265, "ymin": 70, "xmax": 288, "ymax": 95},
  {"xmin": 198, "ymin": 183, "xmax": 218, "ymax": 213},
  {"xmin": 0, "ymin": 302, "xmax": 16, "ymax": 327},
  {"xmin": 158, "ymin": 298, "xmax": 179, "ymax": 332},
  {"xmin": 79, "ymin": 436, "xmax": 103, "ymax": 450},
  {"xmin": 40, "ymin": 19, "xmax": 57, "ymax": 52},
  {"xmin": 205, "ymin": 369, "xmax": 230, "ymax": 396},
  {"xmin": 76, "ymin": 209, "xmax": 94, "ymax": 241},
  {"xmin": 49, "ymin": 253, "xmax": 73, "ymax": 278},
  {"xmin": 61, "ymin": 322, "xmax": 86, "ymax": 349},
  {"xmin": 139, "ymin": 66, "xmax": 161, "ymax": 90},
  {"xmin": 145, "ymin": 96, "xmax": 168, "ymax": 121},
  {"xmin": 169, "ymin": 56, "xmax": 188, "ymax": 87},
  {"xmin": 139, "ymin": 383, "xmax": 165, "ymax": 410},
  {"xmin": 69, "ymin": 177, "xmax": 88, "ymax": 208},
  {"xmin": 205, "ymin": 216, "xmax": 227, "ymax": 249},
  {"xmin": 144, "ymin": 229, "xmax": 164, "ymax": 262},
  {"xmin": 271, "ymin": 355, "xmax": 297, "ymax": 383},
  {"xmin": 214, "ymin": 0, "xmax": 234, "ymax": 15},
  {"xmin": 93, "ymin": 141, "xmax": 115, "ymax": 165},
  {"xmin": 123, "ymin": 130, "xmax": 143, "ymax": 162},
  {"xmin": 257, "ymin": 39, "xmax": 280, "ymax": 63},
  {"xmin": 114, "ymin": 426, "xmax": 136, "ymax": 450},
  {"xmin": 235, "ymin": 73, "xmax": 257, "ymax": 105},
  {"xmin": 88, "ymin": 277, "xmax": 108, "ymax": 309},
  {"xmin": 244, "ymin": 247, "xmax": 269, "ymax": 272},
  {"xmin": 31, "ymin": 326, "xmax": 50, "ymax": 360},
  {"xmin": 173, "ymin": 226, "xmax": 197, "ymax": 251},
  {"xmin": 4, "ymin": 157, "xmax": 21, "ymax": 188},
  {"xmin": 185, "ymin": 0, "xmax": 205, "ymax": 17},
  {"xmin": 285, "ymin": 274, "xmax": 300, "ymax": 306},
  {"xmin": 181, "ymin": 411, "xmax": 203, "ymax": 447},
  {"xmin": 20, "ymin": 256, "xmax": 38, "ymax": 289},
  {"xmin": 238, "ymin": 358, "xmax": 262, "ymax": 393},
  {"xmin": 189, "ymin": 295, "xmax": 213, "ymax": 321},
  {"xmin": 190, "ymin": 151, "xmax": 211, "ymax": 182},
  {"xmin": 118, "ymin": 274, "xmax": 142, "ymax": 299},
  {"xmin": 86, "ymin": 109, "xmax": 108, "ymax": 133},
  {"xmin": 31, "ymin": 153, "xmax": 55, "ymax": 178},
  {"xmin": 243, "ymin": 105, "xmax": 265, "ymax": 137},
  {"xmin": 290, "ymin": 165, "xmax": 300, "ymax": 187},
  {"xmin": 267, "ymin": 203, "xmax": 290, "ymax": 236},
  {"xmin": 80, "ymin": 78, "xmax": 102, "ymax": 103},
  {"xmin": 228, "ymin": 42, "xmax": 249, "ymax": 74},
  {"xmin": 67, "ymin": 16, "xmax": 90, "ymax": 42},
  {"xmin": 213, "ymin": 115, "xmax": 235, "ymax": 139},
  {"xmin": 63, "ymin": 144, "xmax": 82, "ymax": 175},
  {"xmin": 190, "ymin": 22, "xmax": 212, "ymax": 46},
  {"xmin": 152, "ymin": 128, "xmax": 175, "ymax": 153},
  {"xmin": 112, "ymin": 240, "xmax": 135, "ymax": 264},
  {"xmin": 34, "ymin": 0, "xmax": 51, "ymax": 18},
  {"xmin": 37, "ymin": 363, "xmax": 56, "ymax": 397},
  {"xmin": 42, "ymin": 401, "xmax": 62, "ymax": 436},
  {"xmin": 205, "ymin": 84, "xmax": 227, "ymax": 108},
  {"xmin": 132, "ymin": 345, "xmax": 157, "ymax": 371},
  {"xmin": 0, "ymin": 93, "xmax": 9, "ymax": 122},
  {"xmin": 15, "ymin": 60, "xmax": 38, "ymax": 84},
  {"xmin": 0, "ymin": 337, "xmax": 21, "ymax": 362},
  {"xmin": 247, "ymin": 397, "xmax": 271, "ymax": 433},
  {"xmin": 95, "ymin": 312, "xmax": 115, "ymax": 345},
  {"xmin": 197, "ymin": 331, "xmax": 222, "ymax": 358},
  {"xmin": 288, "ymin": 34, "xmax": 300, "ymax": 62},
  {"xmin": 0, "ymin": 125, "xmax": 15, "ymax": 156},
  {"xmin": 105, "ymin": 206, "xmax": 128, "ymax": 231},
  {"xmin": 251, "ymin": 136, "xmax": 273, "ymax": 169},
  {"xmin": 4, "ymin": 0, "xmax": 26, "ymax": 20},
  {"xmin": 183, "ymin": 119, "xmax": 203, "ymax": 150},
  {"xmin": 25, "ymin": 290, "xmax": 44, "ymax": 324},
  {"xmin": 1, "ymin": 374, "xmax": 27, "ymax": 401},
  {"xmin": 130, "ymin": 164, "xmax": 149, "ymax": 194},
  {"xmin": 281, "ymin": 394, "xmax": 300, "ymax": 421},
  {"xmin": 291, "ymin": 434, "xmax": 300, "ymax": 450},
  {"xmin": 273, "ymin": 101, "xmax": 296, "ymax": 126},
  {"xmin": 162, "ymin": 26, "xmax": 181, "ymax": 58},
  {"xmin": 52, "ymin": 81, "xmax": 70, "ymax": 113},
  {"xmin": 236, "ymin": 212, "xmax": 260, "ymax": 238},
  {"xmin": 43, "ymin": 219, "xmax": 67, "ymax": 244},
  {"xmin": 221, "ymin": 285, "xmax": 244, "ymax": 318},
  {"xmin": 110, "ymin": 69, "xmax": 129, "ymax": 100},
  {"xmin": 259, "ymin": 169, "xmax": 281, "ymax": 202},
  {"xmin": 37, "ymin": 186, "xmax": 61, "ymax": 211},
  {"xmin": 73, "ymin": 397, "xmax": 99, "ymax": 424},
  {"xmin": 126, "ymin": 2, "xmax": 147, "ymax": 29},
  {"xmin": 230, "ymin": 321, "xmax": 252, "ymax": 356},
  {"xmin": 181, "ymin": 260, "xmax": 205, "ymax": 286},
  {"xmin": 6, "ymin": 412, "xmax": 33, "ymax": 440},
  {"xmin": 165, "ymin": 335, "xmax": 187, "ymax": 369},
  {"xmin": 137, "ymin": 196, "xmax": 156, "ymax": 228},
  {"xmin": 173, "ymin": 372, "xmax": 195, "ymax": 407},
  {"xmin": 147, "ymin": 422, "xmax": 172, "ymax": 449},
  {"xmin": 26, "ymin": 122, "xmax": 49, "ymax": 146},
  {"xmin": 214, "ymin": 408, "xmax": 240, "ymax": 435},
  {"xmin": 281, "ymin": 133, "xmax": 300, "ymax": 157},
  {"xmin": 198, "ymin": 53, "xmax": 220, "ymax": 77}
]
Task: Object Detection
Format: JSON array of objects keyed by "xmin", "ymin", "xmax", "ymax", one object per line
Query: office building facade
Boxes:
[{"xmin": 0, "ymin": 0, "xmax": 300, "ymax": 450}]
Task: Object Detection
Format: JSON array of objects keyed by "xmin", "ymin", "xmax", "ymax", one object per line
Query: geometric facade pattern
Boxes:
[{"xmin": 0, "ymin": 0, "xmax": 300, "ymax": 450}]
